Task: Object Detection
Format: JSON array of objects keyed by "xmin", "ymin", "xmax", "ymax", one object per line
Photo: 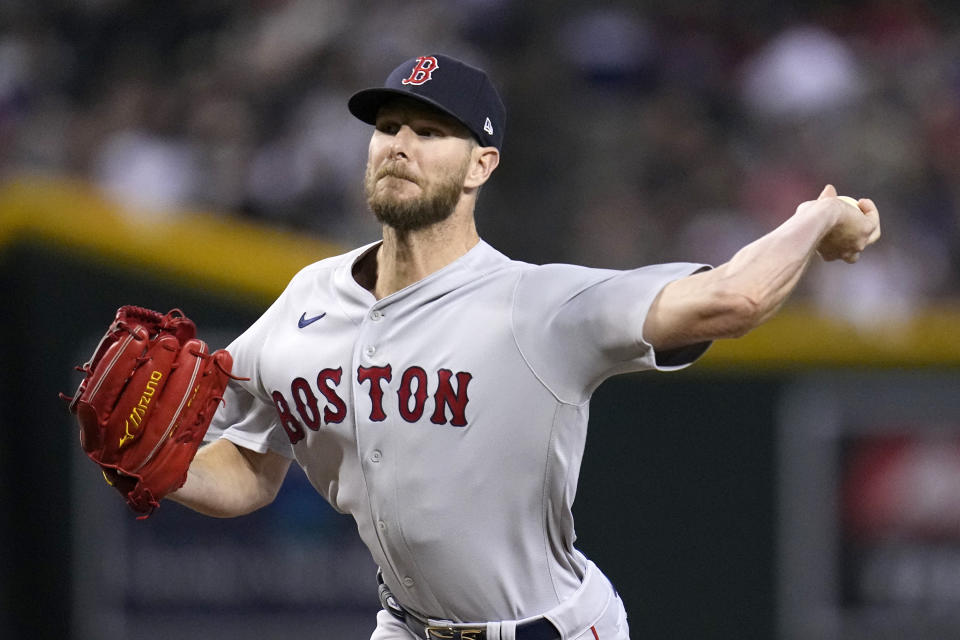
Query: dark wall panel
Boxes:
[
  {"xmin": 577, "ymin": 373, "xmax": 780, "ymax": 639},
  {"xmin": 1, "ymin": 243, "xmax": 264, "ymax": 639}
]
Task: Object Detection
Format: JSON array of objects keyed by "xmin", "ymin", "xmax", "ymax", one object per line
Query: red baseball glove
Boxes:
[{"xmin": 63, "ymin": 306, "xmax": 235, "ymax": 517}]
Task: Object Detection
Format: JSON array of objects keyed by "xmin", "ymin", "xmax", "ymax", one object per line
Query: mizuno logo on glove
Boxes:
[{"xmin": 120, "ymin": 370, "xmax": 163, "ymax": 448}]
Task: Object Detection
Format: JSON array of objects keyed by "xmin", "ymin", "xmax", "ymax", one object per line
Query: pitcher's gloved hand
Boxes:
[{"xmin": 63, "ymin": 306, "xmax": 235, "ymax": 517}]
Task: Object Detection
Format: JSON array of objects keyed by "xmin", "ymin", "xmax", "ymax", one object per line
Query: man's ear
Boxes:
[{"xmin": 465, "ymin": 146, "xmax": 500, "ymax": 189}]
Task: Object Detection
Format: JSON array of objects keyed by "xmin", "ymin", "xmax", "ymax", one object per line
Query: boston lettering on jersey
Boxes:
[{"xmin": 271, "ymin": 364, "xmax": 473, "ymax": 444}]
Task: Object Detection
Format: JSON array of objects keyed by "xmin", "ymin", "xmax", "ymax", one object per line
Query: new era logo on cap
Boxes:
[{"xmin": 348, "ymin": 54, "xmax": 506, "ymax": 150}]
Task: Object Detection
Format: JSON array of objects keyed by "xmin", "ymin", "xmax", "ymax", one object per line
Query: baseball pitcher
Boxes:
[{"xmin": 65, "ymin": 54, "xmax": 880, "ymax": 639}]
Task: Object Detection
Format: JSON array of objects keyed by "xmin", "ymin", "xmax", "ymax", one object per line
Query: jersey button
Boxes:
[
  {"xmin": 364, "ymin": 345, "xmax": 376, "ymax": 357},
  {"xmin": 370, "ymin": 309, "xmax": 383, "ymax": 321},
  {"xmin": 402, "ymin": 576, "xmax": 415, "ymax": 588},
  {"xmin": 377, "ymin": 520, "xmax": 387, "ymax": 532},
  {"xmin": 370, "ymin": 449, "xmax": 382, "ymax": 463}
]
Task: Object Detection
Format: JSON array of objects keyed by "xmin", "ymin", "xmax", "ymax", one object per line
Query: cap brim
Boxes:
[{"xmin": 348, "ymin": 88, "xmax": 480, "ymax": 140}]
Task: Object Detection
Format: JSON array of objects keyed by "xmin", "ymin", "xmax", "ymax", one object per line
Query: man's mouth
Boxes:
[{"xmin": 377, "ymin": 166, "xmax": 420, "ymax": 186}]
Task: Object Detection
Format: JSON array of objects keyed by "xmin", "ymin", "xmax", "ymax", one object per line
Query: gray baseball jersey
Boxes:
[{"xmin": 207, "ymin": 240, "xmax": 710, "ymax": 623}]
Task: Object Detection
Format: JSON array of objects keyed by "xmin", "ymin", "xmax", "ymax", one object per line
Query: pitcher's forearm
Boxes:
[
  {"xmin": 715, "ymin": 201, "xmax": 839, "ymax": 326},
  {"xmin": 645, "ymin": 202, "xmax": 839, "ymax": 350},
  {"xmin": 169, "ymin": 438, "xmax": 291, "ymax": 518}
]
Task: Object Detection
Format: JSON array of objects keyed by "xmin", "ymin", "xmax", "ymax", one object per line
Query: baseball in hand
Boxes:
[{"xmin": 837, "ymin": 196, "xmax": 860, "ymax": 210}]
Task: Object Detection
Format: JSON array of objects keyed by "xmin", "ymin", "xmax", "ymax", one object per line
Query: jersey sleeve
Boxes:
[
  {"xmin": 205, "ymin": 293, "xmax": 295, "ymax": 459},
  {"xmin": 512, "ymin": 262, "xmax": 711, "ymax": 404},
  {"xmin": 206, "ymin": 378, "xmax": 293, "ymax": 457}
]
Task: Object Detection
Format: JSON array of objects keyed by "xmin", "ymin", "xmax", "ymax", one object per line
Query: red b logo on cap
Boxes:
[{"xmin": 401, "ymin": 56, "xmax": 439, "ymax": 86}]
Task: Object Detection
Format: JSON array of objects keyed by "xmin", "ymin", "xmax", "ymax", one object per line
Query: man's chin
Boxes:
[
  {"xmin": 370, "ymin": 193, "xmax": 419, "ymax": 215},
  {"xmin": 369, "ymin": 200, "xmax": 455, "ymax": 233}
]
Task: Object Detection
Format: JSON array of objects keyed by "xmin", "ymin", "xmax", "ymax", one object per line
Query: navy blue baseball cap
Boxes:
[{"xmin": 348, "ymin": 54, "xmax": 506, "ymax": 150}]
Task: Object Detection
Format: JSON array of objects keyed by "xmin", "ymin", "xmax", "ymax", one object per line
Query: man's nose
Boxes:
[{"xmin": 389, "ymin": 125, "xmax": 415, "ymax": 158}]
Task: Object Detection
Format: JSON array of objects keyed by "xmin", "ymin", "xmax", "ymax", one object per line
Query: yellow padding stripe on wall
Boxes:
[
  {"xmin": 2, "ymin": 175, "xmax": 959, "ymax": 366},
  {"xmin": 0, "ymin": 175, "xmax": 343, "ymax": 302},
  {"xmin": 703, "ymin": 305, "xmax": 960, "ymax": 368}
]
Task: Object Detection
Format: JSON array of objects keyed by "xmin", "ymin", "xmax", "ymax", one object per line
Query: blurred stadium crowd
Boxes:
[{"xmin": 1, "ymin": 0, "xmax": 959, "ymax": 325}]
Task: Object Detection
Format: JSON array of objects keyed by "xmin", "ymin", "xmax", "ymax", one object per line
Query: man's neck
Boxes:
[{"xmin": 359, "ymin": 209, "xmax": 481, "ymax": 300}]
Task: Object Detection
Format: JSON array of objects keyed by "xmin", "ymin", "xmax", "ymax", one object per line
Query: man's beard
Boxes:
[{"xmin": 364, "ymin": 157, "xmax": 469, "ymax": 232}]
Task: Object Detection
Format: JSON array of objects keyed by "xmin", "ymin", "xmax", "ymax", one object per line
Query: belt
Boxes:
[
  {"xmin": 400, "ymin": 613, "xmax": 560, "ymax": 640},
  {"xmin": 378, "ymin": 572, "xmax": 561, "ymax": 640}
]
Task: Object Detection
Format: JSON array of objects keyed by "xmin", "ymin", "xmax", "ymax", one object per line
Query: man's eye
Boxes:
[{"xmin": 377, "ymin": 123, "xmax": 399, "ymax": 134}]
